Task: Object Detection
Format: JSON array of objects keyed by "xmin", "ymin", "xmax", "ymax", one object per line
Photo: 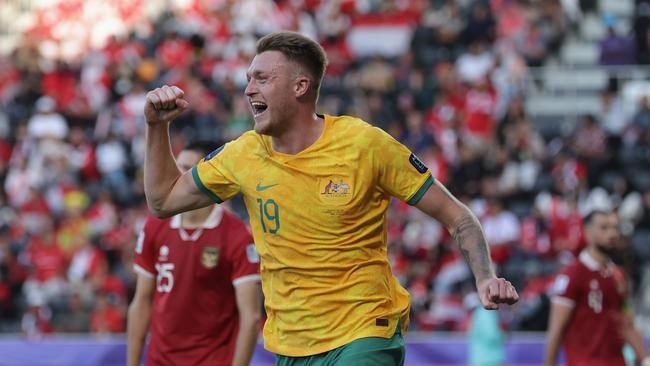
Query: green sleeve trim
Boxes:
[
  {"xmin": 192, "ymin": 166, "xmax": 223, "ymax": 203},
  {"xmin": 407, "ymin": 175, "xmax": 434, "ymax": 206}
]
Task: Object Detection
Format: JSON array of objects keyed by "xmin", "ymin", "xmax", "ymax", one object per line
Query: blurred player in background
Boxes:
[
  {"xmin": 127, "ymin": 141, "xmax": 261, "ymax": 366},
  {"xmin": 545, "ymin": 210, "xmax": 650, "ymax": 366},
  {"xmin": 142, "ymin": 31, "xmax": 518, "ymax": 365}
]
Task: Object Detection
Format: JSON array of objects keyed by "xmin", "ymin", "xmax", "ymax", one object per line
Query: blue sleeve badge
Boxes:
[
  {"xmin": 409, "ymin": 153, "xmax": 428, "ymax": 174},
  {"xmin": 204, "ymin": 145, "xmax": 225, "ymax": 160}
]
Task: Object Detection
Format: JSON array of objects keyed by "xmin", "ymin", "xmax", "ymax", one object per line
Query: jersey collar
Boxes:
[
  {"xmin": 169, "ymin": 205, "xmax": 224, "ymax": 230},
  {"xmin": 579, "ymin": 250, "xmax": 613, "ymax": 273}
]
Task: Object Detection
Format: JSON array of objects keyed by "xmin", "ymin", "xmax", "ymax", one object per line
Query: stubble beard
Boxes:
[{"xmin": 595, "ymin": 242, "xmax": 619, "ymax": 259}]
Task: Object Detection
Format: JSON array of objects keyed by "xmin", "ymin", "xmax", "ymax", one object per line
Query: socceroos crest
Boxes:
[
  {"xmin": 321, "ymin": 179, "xmax": 351, "ymax": 195},
  {"xmin": 201, "ymin": 246, "xmax": 220, "ymax": 269},
  {"xmin": 318, "ymin": 177, "xmax": 353, "ymax": 205}
]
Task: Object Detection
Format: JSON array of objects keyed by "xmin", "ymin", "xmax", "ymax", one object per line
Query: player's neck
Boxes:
[
  {"xmin": 586, "ymin": 246, "xmax": 608, "ymax": 268},
  {"xmin": 272, "ymin": 112, "xmax": 323, "ymax": 155},
  {"xmin": 181, "ymin": 206, "xmax": 214, "ymax": 229}
]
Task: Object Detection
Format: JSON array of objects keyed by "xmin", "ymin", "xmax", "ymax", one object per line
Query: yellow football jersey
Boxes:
[{"xmin": 192, "ymin": 114, "xmax": 434, "ymax": 356}]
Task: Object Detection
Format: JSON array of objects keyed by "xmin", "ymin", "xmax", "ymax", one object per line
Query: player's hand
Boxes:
[
  {"xmin": 477, "ymin": 277, "xmax": 519, "ymax": 310},
  {"xmin": 144, "ymin": 85, "xmax": 189, "ymax": 125}
]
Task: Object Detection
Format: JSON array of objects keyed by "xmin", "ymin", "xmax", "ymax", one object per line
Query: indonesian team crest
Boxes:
[{"xmin": 201, "ymin": 246, "xmax": 220, "ymax": 269}]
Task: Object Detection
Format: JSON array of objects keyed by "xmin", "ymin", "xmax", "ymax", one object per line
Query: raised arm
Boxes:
[
  {"xmin": 415, "ymin": 179, "xmax": 519, "ymax": 309},
  {"xmin": 144, "ymin": 85, "xmax": 214, "ymax": 217}
]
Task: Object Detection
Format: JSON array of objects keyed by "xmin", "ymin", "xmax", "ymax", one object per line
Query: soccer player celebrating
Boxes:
[
  {"xmin": 127, "ymin": 141, "xmax": 262, "ymax": 366},
  {"xmin": 545, "ymin": 210, "xmax": 650, "ymax": 366},
  {"xmin": 143, "ymin": 32, "xmax": 518, "ymax": 365}
]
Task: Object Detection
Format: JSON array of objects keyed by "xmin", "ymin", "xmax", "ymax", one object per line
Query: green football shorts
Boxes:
[{"xmin": 275, "ymin": 325, "xmax": 405, "ymax": 366}]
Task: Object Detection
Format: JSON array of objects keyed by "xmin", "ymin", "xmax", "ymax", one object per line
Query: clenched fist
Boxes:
[
  {"xmin": 144, "ymin": 85, "xmax": 189, "ymax": 125},
  {"xmin": 477, "ymin": 277, "xmax": 519, "ymax": 310}
]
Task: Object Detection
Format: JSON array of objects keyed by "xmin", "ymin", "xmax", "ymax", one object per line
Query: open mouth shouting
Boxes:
[{"xmin": 250, "ymin": 101, "xmax": 268, "ymax": 117}]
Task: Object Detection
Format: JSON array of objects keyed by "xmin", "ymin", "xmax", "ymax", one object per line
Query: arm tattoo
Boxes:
[{"xmin": 452, "ymin": 212, "xmax": 494, "ymax": 282}]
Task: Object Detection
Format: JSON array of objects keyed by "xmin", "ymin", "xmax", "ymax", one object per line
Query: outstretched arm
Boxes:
[
  {"xmin": 415, "ymin": 179, "xmax": 518, "ymax": 308},
  {"xmin": 144, "ymin": 85, "xmax": 213, "ymax": 217}
]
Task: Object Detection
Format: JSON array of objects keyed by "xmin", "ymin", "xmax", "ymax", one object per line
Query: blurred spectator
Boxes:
[
  {"xmin": 600, "ymin": 20, "xmax": 636, "ymax": 66},
  {"xmin": 96, "ymin": 133, "xmax": 131, "ymax": 204},
  {"xmin": 573, "ymin": 114, "xmax": 607, "ymax": 160},
  {"xmin": 89, "ymin": 291, "xmax": 124, "ymax": 334},
  {"xmin": 521, "ymin": 206, "xmax": 554, "ymax": 258},
  {"xmin": 635, "ymin": 0, "xmax": 650, "ymax": 64},
  {"xmin": 463, "ymin": 2, "xmax": 496, "ymax": 45},
  {"xmin": 481, "ymin": 197, "xmax": 521, "ymax": 265},
  {"xmin": 537, "ymin": 0, "xmax": 567, "ymax": 58},
  {"xmin": 551, "ymin": 149, "xmax": 588, "ymax": 195},
  {"xmin": 399, "ymin": 111, "xmax": 436, "ymax": 153},
  {"xmin": 462, "ymin": 76, "xmax": 498, "ymax": 149},
  {"xmin": 598, "ymin": 88, "xmax": 629, "ymax": 137},
  {"xmin": 516, "ymin": 21, "xmax": 548, "ymax": 67},
  {"xmin": 56, "ymin": 290, "xmax": 91, "ymax": 333},
  {"xmin": 456, "ymin": 40, "xmax": 494, "ymax": 84},
  {"xmin": 56, "ymin": 190, "xmax": 91, "ymax": 259},
  {"xmin": 499, "ymin": 117, "xmax": 544, "ymax": 194},
  {"xmin": 625, "ymin": 95, "xmax": 650, "ymax": 147},
  {"xmin": 636, "ymin": 189, "xmax": 650, "ymax": 231},
  {"xmin": 21, "ymin": 305, "xmax": 54, "ymax": 337},
  {"xmin": 27, "ymin": 97, "xmax": 69, "ymax": 141},
  {"xmin": 422, "ymin": 0, "xmax": 465, "ymax": 50},
  {"xmin": 22, "ymin": 218, "xmax": 67, "ymax": 308},
  {"xmin": 468, "ymin": 295, "xmax": 505, "ymax": 366}
]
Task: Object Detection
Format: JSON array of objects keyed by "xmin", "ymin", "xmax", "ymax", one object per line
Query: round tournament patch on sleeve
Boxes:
[
  {"xmin": 551, "ymin": 274, "xmax": 570, "ymax": 295},
  {"xmin": 135, "ymin": 231, "xmax": 145, "ymax": 254},
  {"xmin": 246, "ymin": 244, "xmax": 260, "ymax": 263}
]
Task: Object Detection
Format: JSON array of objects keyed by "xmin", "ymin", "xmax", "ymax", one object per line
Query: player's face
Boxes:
[
  {"xmin": 176, "ymin": 150, "xmax": 203, "ymax": 172},
  {"xmin": 245, "ymin": 51, "xmax": 297, "ymax": 136},
  {"xmin": 587, "ymin": 213, "xmax": 620, "ymax": 255}
]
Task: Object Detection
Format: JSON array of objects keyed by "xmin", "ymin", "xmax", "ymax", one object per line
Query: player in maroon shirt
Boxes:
[
  {"xmin": 545, "ymin": 210, "xmax": 650, "ymax": 366},
  {"xmin": 127, "ymin": 142, "xmax": 262, "ymax": 366}
]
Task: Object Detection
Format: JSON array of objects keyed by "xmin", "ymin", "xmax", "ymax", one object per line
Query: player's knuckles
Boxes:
[{"xmin": 171, "ymin": 86, "xmax": 184, "ymax": 96}]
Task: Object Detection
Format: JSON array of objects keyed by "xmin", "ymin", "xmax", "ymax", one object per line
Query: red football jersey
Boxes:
[
  {"xmin": 133, "ymin": 207, "xmax": 260, "ymax": 366},
  {"xmin": 551, "ymin": 250, "xmax": 628, "ymax": 366}
]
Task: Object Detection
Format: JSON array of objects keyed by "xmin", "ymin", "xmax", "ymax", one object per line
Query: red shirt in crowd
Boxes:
[
  {"xmin": 90, "ymin": 298, "xmax": 124, "ymax": 333},
  {"xmin": 26, "ymin": 236, "xmax": 66, "ymax": 283},
  {"xmin": 551, "ymin": 251, "xmax": 628, "ymax": 366},
  {"xmin": 133, "ymin": 207, "xmax": 260, "ymax": 366}
]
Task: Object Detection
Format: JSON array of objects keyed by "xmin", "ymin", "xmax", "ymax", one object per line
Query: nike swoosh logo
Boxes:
[{"xmin": 256, "ymin": 183, "xmax": 278, "ymax": 191}]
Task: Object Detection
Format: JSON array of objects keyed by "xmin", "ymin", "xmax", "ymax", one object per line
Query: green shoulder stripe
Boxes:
[
  {"xmin": 192, "ymin": 166, "xmax": 223, "ymax": 203},
  {"xmin": 407, "ymin": 175, "xmax": 434, "ymax": 206}
]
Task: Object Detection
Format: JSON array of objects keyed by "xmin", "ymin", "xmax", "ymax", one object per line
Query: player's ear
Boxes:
[{"xmin": 294, "ymin": 75, "xmax": 311, "ymax": 99}]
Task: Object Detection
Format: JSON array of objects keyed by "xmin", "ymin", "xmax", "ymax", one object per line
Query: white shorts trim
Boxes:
[
  {"xmin": 133, "ymin": 264, "xmax": 155, "ymax": 279},
  {"xmin": 232, "ymin": 274, "xmax": 261, "ymax": 287},
  {"xmin": 552, "ymin": 296, "xmax": 576, "ymax": 308}
]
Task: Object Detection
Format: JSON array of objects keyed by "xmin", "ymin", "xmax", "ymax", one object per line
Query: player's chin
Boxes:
[{"xmin": 253, "ymin": 115, "xmax": 271, "ymax": 134}]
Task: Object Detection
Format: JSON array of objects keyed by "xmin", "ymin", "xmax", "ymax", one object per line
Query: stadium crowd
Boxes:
[{"xmin": 0, "ymin": 0, "xmax": 649, "ymax": 336}]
